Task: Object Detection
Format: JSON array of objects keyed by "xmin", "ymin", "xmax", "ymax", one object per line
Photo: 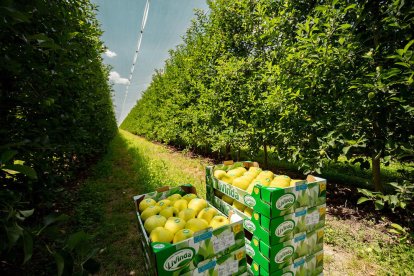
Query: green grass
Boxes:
[
  {"xmin": 324, "ymin": 216, "xmax": 414, "ymax": 275},
  {"xmin": 73, "ymin": 129, "xmax": 413, "ymax": 275},
  {"xmin": 73, "ymin": 130, "xmax": 209, "ymax": 274}
]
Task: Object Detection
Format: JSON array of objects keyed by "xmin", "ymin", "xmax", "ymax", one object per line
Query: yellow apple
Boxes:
[
  {"xmin": 173, "ymin": 229, "xmax": 194, "ymax": 243},
  {"xmin": 248, "ymin": 167, "xmax": 262, "ymax": 174},
  {"xmin": 185, "ymin": 218, "xmax": 209, "ymax": 233},
  {"xmin": 232, "ymin": 176, "xmax": 252, "ymax": 190},
  {"xmin": 246, "ymin": 182, "xmax": 255, "ymax": 194},
  {"xmin": 251, "ymin": 178, "xmax": 270, "ymax": 188},
  {"xmin": 227, "ymin": 167, "xmax": 246, "ymax": 178},
  {"xmin": 242, "ymin": 172, "xmax": 257, "ymax": 182},
  {"xmin": 156, "ymin": 199, "xmax": 172, "ymax": 210},
  {"xmin": 269, "ymin": 175, "xmax": 291, "ymax": 188},
  {"xmin": 197, "ymin": 207, "xmax": 218, "ymax": 223},
  {"xmin": 256, "ymin": 171, "xmax": 274, "ymax": 182},
  {"xmin": 178, "ymin": 208, "xmax": 197, "ymax": 221},
  {"xmin": 222, "ymin": 195, "xmax": 234, "ymax": 205},
  {"xmin": 159, "ymin": 206, "xmax": 177, "ymax": 219},
  {"xmin": 173, "ymin": 199, "xmax": 188, "ymax": 213},
  {"xmin": 209, "ymin": 216, "xmax": 229, "ymax": 229},
  {"xmin": 139, "ymin": 198, "xmax": 157, "ymax": 213},
  {"xmin": 188, "ymin": 198, "xmax": 208, "ymax": 214},
  {"xmin": 150, "ymin": 227, "xmax": 174, "ymax": 243},
  {"xmin": 232, "ymin": 201, "xmax": 246, "ymax": 212},
  {"xmin": 182, "ymin": 193, "xmax": 198, "ymax": 203},
  {"xmin": 221, "ymin": 175, "xmax": 235, "ymax": 185},
  {"xmin": 167, "ymin": 194, "xmax": 182, "ymax": 202},
  {"xmin": 214, "ymin": 170, "xmax": 227, "ymax": 180},
  {"xmin": 140, "ymin": 205, "xmax": 161, "ymax": 221},
  {"xmin": 144, "ymin": 215, "xmax": 166, "ymax": 233},
  {"xmin": 164, "ymin": 217, "xmax": 186, "ymax": 235}
]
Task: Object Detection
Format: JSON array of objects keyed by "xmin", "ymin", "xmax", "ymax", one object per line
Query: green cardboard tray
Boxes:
[
  {"xmin": 181, "ymin": 246, "xmax": 248, "ymax": 276},
  {"xmin": 250, "ymin": 204, "xmax": 326, "ymax": 245},
  {"xmin": 250, "ymin": 249, "xmax": 324, "ymax": 276},
  {"xmin": 206, "ymin": 162, "xmax": 326, "ymax": 219},
  {"xmin": 212, "ymin": 194, "xmax": 326, "ymax": 245},
  {"xmin": 246, "ymin": 228, "xmax": 324, "ymax": 272}
]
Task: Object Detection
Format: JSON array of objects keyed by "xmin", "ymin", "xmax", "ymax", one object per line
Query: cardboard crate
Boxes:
[
  {"xmin": 250, "ymin": 204, "xmax": 326, "ymax": 245},
  {"xmin": 133, "ymin": 185, "xmax": 246, "ymax": 275},
  {"xmin": 206, "ymin": 162, "xmax": 326, "ymax": 219},
  {"xmin": 212, "ymin": 194, "xmax": 325, "ymax": 245},
  {"xmin": 250, "ymin": 250, "xmax": 324, "ymax": 276},
  {"xmin": 181, "ymin": 246, "xmax": 248, "ymax": 276},
  {"xmin": 246, "ymin": 228, "xmax": 324, "ymax": 272}
]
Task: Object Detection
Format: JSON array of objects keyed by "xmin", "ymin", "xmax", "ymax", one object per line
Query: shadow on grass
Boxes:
[{"xmin": 73, "ymin": 131, "xmax": 173, "ymax": 274}]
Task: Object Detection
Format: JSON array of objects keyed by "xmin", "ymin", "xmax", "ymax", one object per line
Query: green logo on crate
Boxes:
[
  {"xmin": 243, "ymin": 219, "xmax": 256, "ymax": 232},
  {"xmin": 275, "ymin": 220, "xmax": 295, "ymax": 237},
  {"xmin": 275, "ymin": 193, "xmax": 296, "ymax": 210},
  {"xmin": 275, "ymin": 246, "xmax": 294, "ymax": 263},
  {"xmin": 218, "ymin": 181, "xmax": 240, "ymax": 200},
  {"xmin": 243, "ymin": 195, "xmax": 256, "ymax": 207},
  {"xmin": 163, "ymin": 248, "xmax": 195, "ymax": 271}
]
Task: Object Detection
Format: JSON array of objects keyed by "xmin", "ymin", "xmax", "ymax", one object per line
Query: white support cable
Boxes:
[{"xmin": 119, "ymin": 0, "xmax": 151, "ymax": 125}]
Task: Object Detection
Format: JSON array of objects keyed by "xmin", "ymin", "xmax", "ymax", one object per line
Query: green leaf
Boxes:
[
  {"xmin": 388, "ymin": 229, "xmax": 400, "ymax": 235},
  {"xmin": 357, "ymin": 197, "xmax": 370, "ymax": 204},
  {"xmin": 342, "ymin": 146, "xmax": 351, "ymax": 155},
  {"xmin": 0, "ymin": 150, "xmax": 18, "ymax": 163},
  {"xmin": 0, "ymin": 7, "xmax": 31, "ymax": 23},
  {"xmin": 388, "ymin": 195, "xmax": 399, "ymax": 207},
  {"xmin": 403, "ymin": 40, "xmax": 414, "ymax": 53},
  {"xmin": 339, "ymin": 24, "xmax": 352, "ymax": 30},
  {"xmin": 2, "ymin": 164, "xmax": 37, "ymax": 179},
  {"xmin": 395, "ymin": 62, "xmax": 410, "ymax": 68},
  {"xmin": 22, "ymin": 231, "xmax": 33, "ymax": 264},
  {"xmin": 19, "ymin": 209, "xmax": 34, "ymax": 218},
  {"xmin": 54, "ymin": 252, "xmax": 65, "ymax": 276},
  {"xmin": 374, "ymin": 200, "xmax": 384, "ymax": 210},
  {"xmin": 344, "ymin": 4, "xmax": 356, "ymax": 11},
  {"xmin": 6, "ymin": 224, "xmax": 23, "ymax": 248},
  {"xmin": 390, "ymin": 223, "xmax": 404, "ymax": 231},
  {"xmin": 357, "ymin": 188, "xmax": 374, "ymax": 197},
  {"xmin": 43, "ymin": 213, "xmax": 69, "ymax": 227}
]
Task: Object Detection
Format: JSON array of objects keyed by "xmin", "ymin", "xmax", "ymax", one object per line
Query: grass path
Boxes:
[{"xmin": 74, "ymin": 130, "xmax": 413, "ymax": 275}]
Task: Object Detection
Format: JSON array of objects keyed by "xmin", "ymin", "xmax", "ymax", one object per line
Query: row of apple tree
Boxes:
[
  {"xmin": 121, "ymin": 0, "xmax": 414, "ymax": 192},
  {"xmin": 0, "ymin": 0, "xmax": 117, "ymax": 273}
]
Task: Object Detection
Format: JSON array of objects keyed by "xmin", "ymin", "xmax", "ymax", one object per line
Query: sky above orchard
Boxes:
[{"xmin": 91, "ymin": 0, "xmax": 209, "ymax": 124}]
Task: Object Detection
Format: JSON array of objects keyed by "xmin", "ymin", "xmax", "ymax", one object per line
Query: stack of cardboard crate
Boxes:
[
  {"xmin": 133, "ymin": 184, "xmax": 248, "ymax": 275},
  {"xmin": 206, "ymin": 161, "xmax": 326, "ymax": 275}
]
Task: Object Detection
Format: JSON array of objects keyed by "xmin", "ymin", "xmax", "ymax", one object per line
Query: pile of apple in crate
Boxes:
[
  {"xmin": 206, "ymin": 161, "xmax": 326, "ymax": 276},
  {"xmin": 133, "ymin": 184, "xmax": 248, "ymax": 275}
]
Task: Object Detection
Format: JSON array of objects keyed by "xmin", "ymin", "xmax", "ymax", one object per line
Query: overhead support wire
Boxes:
[{"xmin": 119, "ymin": 0, "xmax": 151, "ymax": 125}]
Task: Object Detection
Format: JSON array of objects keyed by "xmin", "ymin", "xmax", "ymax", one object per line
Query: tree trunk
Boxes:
[
  {"xmin": 372, "ymin": 152, "xmax": 382, "ymax": 192},
  {"xmin": 225, "ymin": 143, "xmax": 231, "ymax": 160},
  {"xmin": 237, "ymin": 149, "xmax": 241, "ymax": 161},
  {"xmin": 263, "ymin": 142, "xmax": 268, "ymax": 169}
]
